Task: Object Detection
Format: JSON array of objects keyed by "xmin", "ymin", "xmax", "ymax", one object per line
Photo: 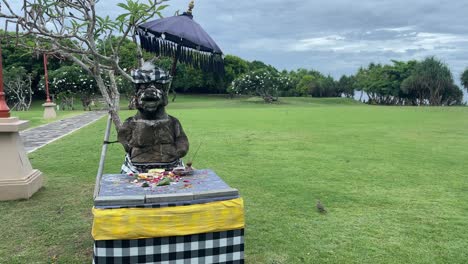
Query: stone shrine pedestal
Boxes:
[
  {"xmin": 92, "ymin": 170, "xmax": 245, "ymax": 263},
  {"xmin": 42, "ymin": 102, "xmax": 57, "ymax": 119},
  {"xmin": 0, "ymin": 117, "xmax": 43, "ymax": 201}
]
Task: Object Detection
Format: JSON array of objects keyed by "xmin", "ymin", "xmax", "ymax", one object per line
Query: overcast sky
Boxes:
[
  {"xmin": 6, "ymin": 0, "xmax": 468, "ymax": 84},
  {"xmin": 161, "ymin": 0, "xmax": 468, "ymax": 83}
]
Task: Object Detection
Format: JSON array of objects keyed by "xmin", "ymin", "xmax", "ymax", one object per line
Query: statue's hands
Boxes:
[
  {"xmin": 175, "ymin": 147, "xmax": 189, "ymax": 159},
  {"xmin": 163, "ymin": 145, "xmax": 178, "ymax": 159},
  {"xmin": 123, "ymin": 144, "xmax": 132, "ymax": 154},
  {"xmin": 170, "ymin": 145, "xmax": 188, "ymax": 160}
]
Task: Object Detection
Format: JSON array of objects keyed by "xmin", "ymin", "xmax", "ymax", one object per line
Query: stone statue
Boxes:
[{"xmin": 118, "ymin": 63, "xmax": 189, "ymax": 172}]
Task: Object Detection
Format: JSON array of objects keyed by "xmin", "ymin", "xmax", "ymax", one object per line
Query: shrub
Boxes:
[{"xmin": 230, "ymin": 69, "xmax": 291, "ymax": 103}]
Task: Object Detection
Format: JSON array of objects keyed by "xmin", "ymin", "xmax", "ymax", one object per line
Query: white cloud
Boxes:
[
  {"xmin": 239, "ymin": 29, "xmax": 468, "ymax": 56},
  {"xmin": 376, "ymin": 26, "xmax": 417, "ymax": 32},
  {"xmin": 292, "ymin": 35, "xmax": 346, "ymax": 51}
]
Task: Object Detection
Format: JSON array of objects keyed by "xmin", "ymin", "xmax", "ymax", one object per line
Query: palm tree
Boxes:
[
  {"xmin": 461, "ymin": 68, "xmax": 468, "ymax": 91},
  {"xmin": 403, "ymin": 57, "xmax": 454, "ymax": 106}
]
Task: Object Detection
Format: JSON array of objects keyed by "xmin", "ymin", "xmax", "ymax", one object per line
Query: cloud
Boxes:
[
  {"xmin": 3, "ymin": 0, "xmax": 468, "ymax": 89},
  {"xmin": 376, "ymin": 26, "xmax": 417, "ymax": 32},
  {"xmin": 239, "ymin": 28, "xmax": 468, "ymax": 55}
]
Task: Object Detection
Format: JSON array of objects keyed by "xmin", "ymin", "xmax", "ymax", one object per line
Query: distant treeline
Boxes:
[
  {"xmin": 2, "ymin": 34, "xmax": 468, "ymax": 109},
  {"xmin": 170, "ymin": 55, "xmax": 468, "ymax": 106}
]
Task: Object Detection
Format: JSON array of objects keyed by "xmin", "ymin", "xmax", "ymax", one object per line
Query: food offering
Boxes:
[{"xmin": 128, "ymin": 167, "xmax": 193, "ymax": 188}]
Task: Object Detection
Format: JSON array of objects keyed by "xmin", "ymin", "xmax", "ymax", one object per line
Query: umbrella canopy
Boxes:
[{"xmin": 137, "ymin": 3, "xmax": 224, "ymax": 75}]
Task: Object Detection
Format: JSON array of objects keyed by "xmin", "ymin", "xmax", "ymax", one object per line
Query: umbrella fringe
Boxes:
[{"xmin": 138, "ymin": 34, "xmax": 225, "ymax": 75}]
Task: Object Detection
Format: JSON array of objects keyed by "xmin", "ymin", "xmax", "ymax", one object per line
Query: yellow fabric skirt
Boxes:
[{"xmin": 92, "ymin": 198, "xmax": 245, "ymax": 240}]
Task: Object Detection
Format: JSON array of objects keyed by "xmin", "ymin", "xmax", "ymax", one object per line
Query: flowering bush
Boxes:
[
  {"xmin": 230, "ymin": 69, "xmax": 291, "ymax": 103},
  {"xmin": 40, "ymin": 65, "xmax": 98, "ymax": 110}
]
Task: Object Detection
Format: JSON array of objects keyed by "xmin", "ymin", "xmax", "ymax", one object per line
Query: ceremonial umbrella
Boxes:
[{"xmin": 137, "ymin": 1, "xmax": 224, "ymax": 76}]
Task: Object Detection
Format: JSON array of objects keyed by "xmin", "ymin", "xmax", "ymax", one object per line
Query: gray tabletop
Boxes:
[{"xmin": 94, "ymin": 169, "xmax": 239, "ymax": 207}]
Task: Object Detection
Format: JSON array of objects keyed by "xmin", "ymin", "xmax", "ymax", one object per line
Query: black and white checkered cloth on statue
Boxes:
[
  {"xmin": 94, "ymin": 229, "xmax": 245, "ymax": 264},
  {"xmin": 121, "ymin": 154, "xmax": 183, "ymax": 174},
  {"xmin": 131, "ymin": 66, "xmax": 172, "ymax": 84}
]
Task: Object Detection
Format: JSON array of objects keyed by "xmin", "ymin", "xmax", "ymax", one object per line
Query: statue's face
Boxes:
[{"xmin": 135, "ymin": 83, "xmax": 167, "ymax": 113}]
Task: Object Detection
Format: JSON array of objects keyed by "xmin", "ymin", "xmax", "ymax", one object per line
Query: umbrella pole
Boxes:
[
  {"xmin": 171, "ymin": 54, "xmax": 179, "ymax": 77},
  {"xmin": 171, "ymin": 46, "xmax": 181, "ymax": 102}
]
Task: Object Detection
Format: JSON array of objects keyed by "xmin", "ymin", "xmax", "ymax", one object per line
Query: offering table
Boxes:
[{"xmin": 92, "ymin": 169, "xmax": 245, "ymax": 264}]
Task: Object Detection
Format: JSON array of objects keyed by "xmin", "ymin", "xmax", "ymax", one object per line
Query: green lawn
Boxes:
[
  {"xmin": 1, "ymin": 96, "xmax": 468, "ymax": 263},
  {"xmin": 10, "ymin": 110, "xmax": 82, "ymax": 128},
  {"xmin": 9, "ymin": 100, "xmax": 85, "ymax": 128}
]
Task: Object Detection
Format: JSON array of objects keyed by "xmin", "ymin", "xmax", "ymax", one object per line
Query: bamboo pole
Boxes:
[{"xmin": 94, "ymin": 114, "xmax": 113, "ymax": 199}]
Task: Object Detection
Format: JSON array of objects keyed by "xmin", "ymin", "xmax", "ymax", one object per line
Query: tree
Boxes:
[
  {"xmin": 337, "ymin": 75, "xmax": 355, "ymax": 98},
  {"xmin": 292, "ymin": 71, "xmax": 340, "ymax": 98},
  {"xmin": 249, "ymin": 60, "xmax": 277, "ymax": 72},
  {"xmin": 224, "ymin": 55, "xmax": 249, "ymax": 90},
  {"xmin": 355, "ymin": 63, "xmax": 393, "ymax": 104},
  {"xmin": 293, "ymin": 71, "xmax": 321, "ymax": 96},
  {"xmin": 461, "ymin": 68, "xmax": 468, "ymax": 91},
  {"xmin": 401, "ymin": 75, "xmax": 430, "ymax": 105},
  {"xmin": 97, "ymin": 36, "xmax": 155, "ymax": 71},
  {"xmin": 402, "ymin": 57, "xmax": 455, "ymax": 106},
  {"xmin": 288, "ymin": 68, "xmax": 310, "ymax": 89},
  {"xmin": 355, "ymin": 60, "xmax": 418, "ymax": 105},
  {"xmin": 313, "ymin": 75, "xmax": 338, "ymax": 97},
  {"xmin": 441, "ymin": 84, "xmax": 463, "ymax": 106},
  {"xmin": 0, "ymin": 0, "xmax": 169, "ymax": 129},
  {"xmin": 230, "ymin": 69, "xmax": 291, "ymax": 103},
  {"xmin": 1, "ymin": 31, "xmax": 68, "ymax": 99},
  {"xmin": 172, "ymin": 64, "xmax": 204, "ymax": 92},
  {"xmin": 296, "ymin": 75, "xmax": 317, "ymax": 96},
  {"xmin": 3, "ymin": 66, "xmax": 33, "ymax": 111}
]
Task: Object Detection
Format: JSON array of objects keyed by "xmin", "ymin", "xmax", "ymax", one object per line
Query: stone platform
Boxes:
[
  {"xmin": 95, "ymin": 169, "xmax": 239, "ymax": 207},
  {"xmin": 92, "ymin": 170, "xmax": 245, "ymax": 263},
  {"xmin": 0, "ymin": 117, "xmax": 43, "ymax": 201}
]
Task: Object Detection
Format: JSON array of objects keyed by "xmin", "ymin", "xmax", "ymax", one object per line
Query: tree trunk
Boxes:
[
  {"xmin": 94, "ymin": 71, "xmax": 122, "ymax": 130},
  {"xmin": 27, "ymin": 76, "xmax": 32, "ymax": 110}
]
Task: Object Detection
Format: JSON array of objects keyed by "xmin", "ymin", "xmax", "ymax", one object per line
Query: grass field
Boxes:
[
  {"xmin": 9, "ymin": 110, "xmax": 82, "ymax": 128},
  {"xmin": 1, "ymin": 96, "xmax": 468, "ymax": 263},
  {"xmin": 9, "ymin": 101, "xmax": 85, "ymax": 128}
]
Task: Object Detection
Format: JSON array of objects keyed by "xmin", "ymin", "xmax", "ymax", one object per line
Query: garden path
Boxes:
[{"xmin": 21, "ymin": 111, "xmax": 107, "ymax": 153}]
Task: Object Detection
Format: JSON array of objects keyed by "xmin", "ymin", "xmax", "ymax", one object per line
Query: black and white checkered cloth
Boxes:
[
  {"xmin": 131, "ymin": 67, "xmax": 172, "ymax": 84},
  {"xmin": 94, "ymin": 229, "xmax": 245, "ymax": 264},
  {"xmin": 121, "ymin": 154, "xmax": 184, "ymax": 174}
]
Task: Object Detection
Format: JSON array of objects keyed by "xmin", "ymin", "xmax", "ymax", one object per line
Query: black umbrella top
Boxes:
[
  {"xmin": 137, "ymin": 2, "xmax": 224, "ymax": 75},
  {"xmin": 138, "ymin": 13, "xmax": 223, "ymax": 55}
]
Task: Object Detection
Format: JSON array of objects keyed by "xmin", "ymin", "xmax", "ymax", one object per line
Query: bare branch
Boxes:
[
  {"xmin": 107, "ymin": 70, "xmax": 120, "ymax": 108},
  {"xmin": 88, "ymin": 0, "xmax": 97, "ymax": 42},
  {"xmin": 1, "ymin": 0, "xmax": 17, "ymax": 16},
  {"xmin": 0, "ymin": 12, "xmax": 17, "ymax": 19},
  {"xmin": 0, "ymin": 0, "xmax": 170, "ymax": 127},
  {"xmin": 113, "ymin": 56, "xmax": 133, "ymax": 82}
]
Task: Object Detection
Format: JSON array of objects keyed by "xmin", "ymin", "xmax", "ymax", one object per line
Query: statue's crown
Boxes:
[{"xmin": 131, "ymin": 62, "xmax": 171, "ymax": 84}]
